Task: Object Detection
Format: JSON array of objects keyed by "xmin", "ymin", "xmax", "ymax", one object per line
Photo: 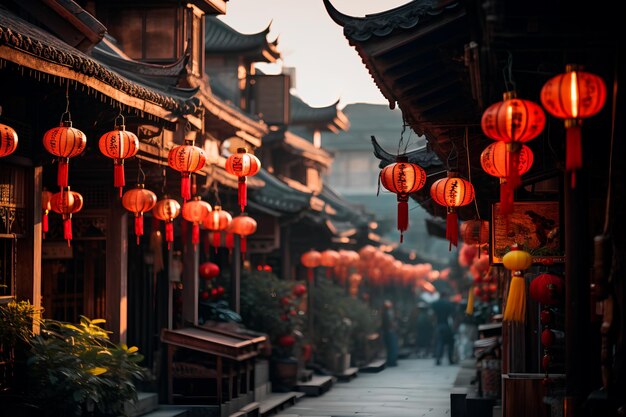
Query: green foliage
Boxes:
[{"xmin": 0, "ymin": 300, "xmax": 41, "ymax": 347}]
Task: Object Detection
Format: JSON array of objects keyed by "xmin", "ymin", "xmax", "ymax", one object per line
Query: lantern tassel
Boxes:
[
  {"xmin": 192, "ymin": 223, "xmax": 200, "ymax": 247},
  {"xmin": 165, "ymin": 222, "xmax": 174, "ymax": 248},
  {"xmin": 500, "ymin": 180, "xmax": 514, "ymax": 216},
  {"xmin": 507, "ymin": 149, "xmax": 521, "ymax": 190},
  {"xmin": 114, "ymin": 162, "xmax": 125, "ymax": 197},
  {"xmin": 466, "ymin": 286, "xmax": 475, "ymax": 316},
  {"xmin": 63, "ymin": 218, "xmax": 72, "ymax": 246},
  {"xmin": 238, "ymin": 178, "xmax": 247, "ymax": 213},
  {"xmin": 566, "ymin": 125, "xmax": 582, "ymax": 188},
  {"xmin": 43, "ymin": 211, "xmax": 49, "ymax": 239},
  {"xmin": 240, "ymin": 236, "xmax": 247, "ymax": 255},
  {"xmin": 397, "ymin": 199, "xmax": 408, "ymax": 243},
  {"xmin": 181, "ymin": 173, "xmax": 191, "ymax": 201},
  {"xmin": 307, "ymin": 268, "xmax": 314, "ymax": 283},
  {"xmin": 503, "ymin": 274, "xmax": 526, "ymax": 322},
  {"xmin": 58, "ymin": 158, "xmax": 69, "ymax": 187},
  {"xmin": 213, "ymin": 231, "xmax": 221, "ymax": 252},
  {"xmin": 446, "ymin": 209, "xmax": 458, "ymax": 250},
  {"xmin": 135, "ymin": 215, "xmax": 143, "ymax": 245},
  {"xmin": 226, "ymin": 232, "xmax": 234, "ymax": 254}
]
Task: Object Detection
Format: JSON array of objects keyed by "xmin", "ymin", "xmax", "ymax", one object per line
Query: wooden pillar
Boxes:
[
  {"xmin": 31, "ymin": 166, "xmax": 42, "ymax": 311},
  {"xmin": 182, "ymin": 223, "xmax": 199, "ymax": 326},
  {"xmin": 280, "ymin": 224, "xmax": 291, "ymax": 280},
  {"xmin": 230, "ymin": 235, "xmax": 241, "ymax": 314},
  {"xmin": 106, "ymin": 200, "xmax": 128, "ymax": 344}
]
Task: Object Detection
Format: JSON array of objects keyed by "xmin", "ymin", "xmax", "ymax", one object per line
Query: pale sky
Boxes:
[{"xmin": 220, "ymin": 0, "xmax": 411, "ymax": 109}]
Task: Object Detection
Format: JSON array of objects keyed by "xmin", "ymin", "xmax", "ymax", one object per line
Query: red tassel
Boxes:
[
  {"xmin": 192, "ymin": 223, "xmax": 200, "ymax": 246},
  {"xmin": 43, "ymin": 212, "xmax": 49, "ymax": 238},
  {"xmin": 238, "ymin": 178, "xmax": 247, "ymax": 213},
  {"xmin": 213, "ymin": 231, "xmax": 221, "ymax": 251},
  {"xmin": 226, "ymin": 232, "xmax": 234, "ymax": 254},
  {"xmin": 446, "ymin": 209, "xmax": 458, "ymax": 250},
  {"xmin": 58, "ymin": 158, "xmax": 69, "ymax": 187},
  {"xmin": 507, "ymin": 149, "xmax": 521, "ymax": 190},
  {"xmin": 566, "ymin": 126, "xmax": 582, "ymax": 188},
  {"xmin": 181, "ymin": 173, "xmax": 191, "ymax": 201},
  {"xmin": 135, "ymin": 215, "xmax": 143, "ymax": 245},
  {"xmin": 240, "ymin": 236, "xmax": 247, "ymax": 255},
  {"xmin": 114, "ymin": 162, "xmax": 125, "ymax": 197},
  {"xmin": 397, "ymin": 199, "xmax": 408, "ymax": 243},
  {"xmin": 500, "ymin": 180, "xmax": 514, "ymax": 216},
  {"xmin": 63, "ymin": 218, "xmax": 72, "ymax": 245},
  {"xmin": 326, "ymin": 268, "xmax": 331, "ymax": 279},
  {"xmin": 307, "ymin": 268, "xmax": 314, "ymax": 283},
  {"xmin": 165, "ymin": 222, "xmax": 174, "ymax": 248}
]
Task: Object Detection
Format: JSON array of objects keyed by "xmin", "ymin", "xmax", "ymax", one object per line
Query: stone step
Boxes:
[
  {"xmin": 334, "ymin": 366, "xmax": 358, "ymax": 382},
  {"xmin": 258, "ymin": 392, "xmax": 303, "ymax": 417},
  {"xmin": 126, "ymin": 391, "xmax": 160, "ymax": 417},
  {"xmin": 359, "ymin": 359, "xmax": 386, "ymax": 373},
  {"xmin": 295, "ymin": 375, "xmax": 334, "ymax": 397},
  {"xmin": 136, "ymin": 407, "xmax": 189, "ymax": 417}
]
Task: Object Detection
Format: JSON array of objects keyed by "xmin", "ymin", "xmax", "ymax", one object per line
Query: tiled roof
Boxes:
[
  {"xmin": 290, "ymin": 95, "xmax": 350, "ymax": 132},
  {"xmin": 205, "ymin": 16, "xmax": 280, "ymax": 62}
]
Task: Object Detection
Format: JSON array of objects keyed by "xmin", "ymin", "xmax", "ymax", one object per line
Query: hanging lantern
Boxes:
[
  {"xmin": 430, "ymin": 172, "xmax": 475, "ymax": 250},
  {"xmin": 203, "ymin": 205, "xmax": 232, "ymax": 251},
  {"xmin": 181, "ymin": 196, "xmax": 212, "ymax": 248},
  {"xmin": 42, "ymin": 189, "xmax": 53, "ymax": 239},
  {"xmin": 50, "ymin": 188, "xmax": 83, "ymax": 246},
  {"xmin": 168, "ymin": 139, "xmax": 206, "ymax": 201},
  {"xmin": 225, "ymin": 232, "xmax": 235, "ymax": 253},
  {"xmin": 502, "ymin": 244, "xmax": 533, "ymax": 322},
  {"xmin": 228, "ymin": 213, "xmax": 257, "ymax": 255},
  {"xmin": 292, "ymin": 284, "xmax": 307, "ymax": 297},
  {"xmin": 301, "ymin": 249, "xmax": 321, "ymax": 283},
  {"xmin": 152, "ymin": 196, "xmax": 181, "ymax": 250},
  {"xmin": 43, "ymin": 119, "xmax": 87, "ymax": 188},
  {"xmin": 480, "ymin": 141, "xmax": 534, "ymax": 214},
  {"xmin": 320, "ymin": 249, "xmax": 340, "ymax": 279},
  {"xmin": 99, "ymin": 118, "xmax": 139, "ymax": 197},
  {"xmin": 199, "ymin": 262, "xmax": 220, "ymax": 280},
  {"xmin": 529, "ymin": 273, "xmax": 564, "ymax": 306},
  {"xmin": 122, "ymin": 184, "xmax": 157, "ymax": 245},
  {"xmin": 0, "ymin": 119, "xmax": 18, "ymax": 157},
  {"xmin": 460, "ymin": 220, "xmax": 490, "ymax": 247},
  {"xmin": 225, "ymin": 147, "xmax": 261, "ymax": 213},
  {"xmin": 379, "ymin": 155, "xmax": 426, "ymax": 242},
  {"xmin": 540, "ymin": 65, "xmax": 607, "ymax": 187}
]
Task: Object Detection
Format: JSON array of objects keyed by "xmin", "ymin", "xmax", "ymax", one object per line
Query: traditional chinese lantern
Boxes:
[
  {"xmin": 203, "ymin": 205, "xmax": 232, "ymax": 251},
  {"xmin": 42, "ymin": 189, "xmax": 53, "ymax": 239},
  {"xmin": 529, "ymin": 273, "xmax": 564, "ymax": 306},
  {"xmin": 320, "ymin": 249, "xmax": 340, "ymax": 278},
  {"xmin": 225, "ymin": 147, "xmax": 261, "ymax": 213},
  {"xmin": 0, "ymin": 120, "xmax": 18, "ymax": 157},
  {"xmin": 301, "ymin": 249, "xmax": 321, "ymax": 282},
  {"xmin": 430, "ymin": 172, "xmax": 475, "ymax": 249},
  {"xmin": 181, "ymin": 196, "xmax": 212, "ymax": 248},
  {"xmin": 43, "ymin": 119, "xmax": 87, "ymax": 187},
  {"xmin": 502, "ymin": 244, "xmax": 533, "ymax": 322},
  {"xmin": 98, "ymin": 119, "xmax": 139, "ymax": 197},
  {"xmin": 152, "ymin": 196, "xmax": 181, "ymax": 249},
  {"xmin": 292, "ymin": 284, "xmax": 307, "ymax": 297},
  {"xmin": 122, "ymin": 184, "xmax": 157, "ymax": 245},
  {"xmin": 228, "ymin": 213, "xmax": 257, "ymax": 255},
  {"xmin": 379, "ymin": 156, "xmax": 426, "ymax": 242},
  {"xmin": 50, "ymin": 188, "xmax": 83, "ymax": 246},
  {"xmin": 460, "ymin": 219, "xmax": 490, "ymax": 248},
  {"xmin": 199, "ymin": 262, "xmax": 220, "ymax": 280},
  {"xmin": 225, "ymin": 232, "xmax": 235, "ymax": 253},
  {"xmin": 168, "ymin": 139, "xmax": 206, "ymax": 201},
  {"xmin": 540, "ymin": 65, "xmax": 607, "ymax": 187},
  {"xmin": 481, "ymin": 141, "xmax": 534, "ymax": 214}
]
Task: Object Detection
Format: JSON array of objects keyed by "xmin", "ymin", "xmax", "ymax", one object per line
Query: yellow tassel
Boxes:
[
  {"xmin": 466, "ymin": 286, "xmax": 475, "ymax": 315},
  {"xmin": 503, "ymin": 274, "xmax": 526, "ymax": 322}
]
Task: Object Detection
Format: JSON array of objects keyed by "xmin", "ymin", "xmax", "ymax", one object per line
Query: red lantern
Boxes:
[
  {"xmin": 301, "ymin": 249, "xmax": 321, "ymax": 282},
  {"xmin": 481, "ymin": 141, "xmax": 534, "ymax": 214},
  {"xmin": 50, "ymin": 188, "xmax": 83, "ymax": 246},
  {"xmin": 203, "ymin": 205, "xmax": 232, "ymax": 251},
  {"xmin": 379, "ymin": 156, "xmax": 426, "ymax": 242},
  {"xmin": 277, "ymin": 334, "xmax": 296, "ymax": 348},
  {"xmin": 228, "ymin": 213, "xmax": 257, "ymax": 255},
  {"xmin": 460, "ymin": 220, "xmax": 490, "ymax": 246},
  {"xmin": 225, "ymin": 147, "xmax": 261, "ymax": 213},
  {"xmin": 225, "ymin": 232, "xmax": 235, "ymax": 253},
  {"xmin": 0, "ymin": 120, "xmax": 18, "ymax": 157},
  {"xmin": 320, "ymin": 249, "xmax": 340, "ymax": 279},
  {"xmin": 181, "ymin": 197, "xmax": 212, "ymax": 248},
  {"xmin": 42, "ymin": 189, "xmax": 53, "ymax": 239},
  {"xmin": 43, "ymin": 120, "xmax": 87, "ymax": 187},
  {"xmin": 152, "ymin": 196, "xmax": 181, "ymax": 249},
  {"xmin": 529, "ymin": 273, "xmax": 564, "ymax": 305},
  {"xmin": 99, "ymin": 119, "xmax": 139, "ymax": 197},
  {"xmin": 168, "ymin": 139, "xmax": 206, "ymax": 201},
  {"xmin": 292, "ymin": 284, "xmax": 307, "ymax": 297},
  {"xmin": 122, "ymin": 184, "xmax": 157, "ymax": 245},
  {"xmin": 540, "ymin": 65, "xmax": 607, "ymax": 187},
  {"xmin": 199, "ymin": 262, "xmax": 220, "ymax": 280},
  {"xmin": 430, "ymin": 172, "xmax": 475, "ymax": 249}
]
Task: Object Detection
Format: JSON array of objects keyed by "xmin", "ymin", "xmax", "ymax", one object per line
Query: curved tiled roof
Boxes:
[
  {"xmin": 205, "ymin": 16, "xmax": 280, "ymax": 62},
  {"xmin": 290, "ymin": 95, "xmax": 350, "ymax": 132}
]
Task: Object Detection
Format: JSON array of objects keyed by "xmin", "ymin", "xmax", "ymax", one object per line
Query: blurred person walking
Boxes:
[
  {"xmin": 381, "ymin": 300, "xmax": 398, "ymax": 366},
  {"xmin": 430, "ymin": 290, "xmax": 457, "ymax": 365}
]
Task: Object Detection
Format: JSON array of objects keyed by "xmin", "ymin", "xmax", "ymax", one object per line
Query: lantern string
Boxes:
[
  {"xmin": 603, "ymin": 52, "xmax": 618, "ymax": 234},
  {"xmin": 137, "ymin": 158, "xmax": 146, "ymax": 185},
  {"xmin": 60, "ymin": 79, "xmax": 72, "ymax": 123},
  {"xmin": 212, "ymin": 181, "xmax": 222, "ymax": 206},
  {"xmin": 396, "ymin": 115, "xmax": 407, "ymax": 156},
  {"xmin": 465, "ymin": 127, "xmax": 481, "ymax": 220},
  {"xmin": 114, "ymin": 106, "xmax": 124, "ymax": 127},
  {"xmin": 502, "ymin": 51, "xmax": 516, "ymax": 92}
]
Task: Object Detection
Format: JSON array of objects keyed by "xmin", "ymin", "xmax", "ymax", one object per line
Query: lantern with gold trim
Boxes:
[
  {"xmin": 228, "ymin": 213, "xmax": 257, "ymax": 255},
  {"xmin": 430, "ymin": 172, "xmax": 475, "ymax": 250},
  {"xmin": 168, "ymin": 139, "xmax": 206, "ymax": 201},
  {"xmin": 379, "ymin": 156, "xmax": 426, "ymax": 242},
  {"xmin": 50, "ymin": 188, "xmax": 83, "ymax": 246},
  {"xmin": 502, "ymin": 244, "xmax": 533, "ymax": 322},
  {"xmin": 540, "ymin": 65, "xmax": 607, "ymax": 187},
  {"xmin": 225, "ymin": 147, "xmax": 261, "ymax": 213},
  {"xmin": 43, "ymin": 114, "xmax": 87, "ymax": 188},
  {"xmin": 152, "ymin": 196, "xmax": 181, "ymax": 250},
  {"xmin": 181, "ymin": 196, "xmax": 212, "ymax": 248},
  {"xmin": 0, "ymin": 114, "xmax": 18, "ymax": 157},
  {"xmin": 122, "ymin": 184, "xmax": 157, "ymax": 245},
  {"xmin": 99, "ymin": 115, "xmax": 139, "ymax": 197},
  {"xmin": 203, "ymin": 205, "xmax": 232, "ymax": 252}
]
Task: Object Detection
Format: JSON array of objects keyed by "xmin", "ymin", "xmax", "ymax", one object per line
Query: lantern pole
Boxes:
[{"xmin": 230, "ymin": 235, "xmax": 241, "ymax": 314}]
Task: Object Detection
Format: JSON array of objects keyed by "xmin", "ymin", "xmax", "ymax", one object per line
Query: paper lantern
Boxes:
[
  {"xmin": 168, "ymin": 140, "xmax": 206, "ymax": 201},
  {"xmin": 541, "ymin": 65, "xmax": 607, "ymax": 187},
  {"xmin": 529, "ymin": 273, "xmax": 564, "ymax": 305},
  {"xmin": 225, "ymin": 147, "xmax": 261, "ymax": 213},
  {"xmin": 228, "ymin": 213, "xmax": 257, "ymax": 255},
  {"xmin": 42, "ymin": 189, "xmax": 53, "ymax": 239},
  {"xmin": 0, "ymin": 121, "xmax": 18, "ymax": 157},
  {"xmin": 152, "ymin": 196, "xmax": 181, "ymax": 249},
  {"xmin": 203, "ymin": 205, "xmax": 232, "ymax": 251},
  {"xmin": 43, "ymin": 120, "xmax": 87, "ymax": 187},
  {"xmin": 301, "ymin": 249, "xmax": 321, "ymax": 282},
  {"xmin": 50, "ymin": 188, "xmax": 83, "ymax": 246},
  {"xmin": 292, "ymin": 284, "xmax": 307, "ymax": 297},
  {"xmin": 199, "ymin": 262, "xmax": 220, "ymax": 280},
  {"xmin": 99, "ymin": 121, "xmax": 139, "ymax": 197},
  {"xmin": 320, "ymin": 249, "xmax": 340, "ymax": 279},
  {"xmin": 502, "ymin": 244, "xmax": 533, "ymax": 322},
  {"xmin": 181, "ymin": 196, "xmax": 212, "ymax": 248},
  {"xmin": 481, "ymin": 141, "xmax": 534, "ymax": 214},
  {"xmin": 379, "ymin": 156, "xmax": 426, "ymax": 242},
  {"xmin": 430, "ymin": 172, "xmax": 475, "ymax": 249},
  {"xmin": 122, "ymin": 184, "xmax": 157, "ymax": 245},
  {"xmin": 460, "ymin": 220, "xmax": 490, "ymax": 246}
]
